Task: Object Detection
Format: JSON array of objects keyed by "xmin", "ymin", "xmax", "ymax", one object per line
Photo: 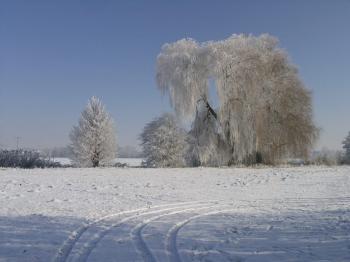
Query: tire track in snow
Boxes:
[
  {"xmin": 166, "ymin": 207, "xmax": 237, "ymax": 262},
  {"xmin": 52, "ymin": 201, "xmax": 201, "ymax": 262},
  {"xmin": 71, "ymin": 202, "xmax": 211, "ymax": 262},
  {"xmin": 131, "ymin": 204, "xmax": 216, "ymax": 262}
]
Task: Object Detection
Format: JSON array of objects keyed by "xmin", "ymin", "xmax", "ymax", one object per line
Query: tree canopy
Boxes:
[{"xmin": 156, "ymin": 34, "xmax": 318, "ymax": 165}]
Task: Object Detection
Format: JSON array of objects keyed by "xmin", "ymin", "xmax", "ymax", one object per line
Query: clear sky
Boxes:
[{"xmin": 1, "ymin": 0, "xmax": 349, "ymax": 150}]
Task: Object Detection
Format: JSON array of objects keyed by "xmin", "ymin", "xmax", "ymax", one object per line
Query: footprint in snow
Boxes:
[
  {"xmin": 27, "ymin": 188, "xmax": 40, "ymax": 193},
  {"xmin": 15, "ymin": 193, "xmax": 24, "ymax": 198},
  {"xmin": 47, "ymin": 198, "xmax": 62, "ymax": 203}
]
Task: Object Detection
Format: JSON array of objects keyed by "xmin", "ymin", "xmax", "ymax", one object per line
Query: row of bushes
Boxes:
[
  {"xmin": 0, "ymin": 150, "xmax": 62, "ymax": 168},
  {"xmin": 308, "ymin": 149, "xmax": 348, "ymax": 166},
  {"xmin": 0, "ymin": 149, "xmax": 349, "ymax": 169}
]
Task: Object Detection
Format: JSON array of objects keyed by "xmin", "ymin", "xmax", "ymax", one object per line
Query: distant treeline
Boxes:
[
  {"xmin": 41, "ymin": 145, "xmax": 143, "ymax": 159},
  {"xmin": 0, "ymin": 150, "xmax": 62, "ymax": 168}
]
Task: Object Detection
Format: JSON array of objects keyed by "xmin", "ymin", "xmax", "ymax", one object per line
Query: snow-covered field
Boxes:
[{"xmin": 0, "ymin": 166, "xmax": 349, "ymax": 261}]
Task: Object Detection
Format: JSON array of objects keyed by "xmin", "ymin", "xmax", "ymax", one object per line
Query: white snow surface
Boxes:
[{"xmin": 0, "ymin": 166, "xmax": 349, "ymax": 261}]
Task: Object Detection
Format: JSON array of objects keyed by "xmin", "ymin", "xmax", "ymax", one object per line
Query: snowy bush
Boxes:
[
  {"xmin": 0, "ymin": 150, "xmax": 61, "ymax": 168},
  {"xmin": 310, "ymin": 148, "xmax": 344, "ymax": 166},
  {"xmin": 156, "ymin": 34, "xmax": 318, "ymax": 165},
  {"xmin": 140, "ymin": 113, "xmax": 187, "ymax": 167},
  {"xmin": 70, "ymin": 97, "xmax": 117, "ymax": 167}
]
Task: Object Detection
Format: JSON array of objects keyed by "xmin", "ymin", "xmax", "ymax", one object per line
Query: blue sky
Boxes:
[{"xmin": 1, "ymin": 0, "xmax": 349, "ymax": 150}]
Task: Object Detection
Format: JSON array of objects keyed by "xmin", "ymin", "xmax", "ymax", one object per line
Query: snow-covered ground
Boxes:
[{"xmin": 0, "ymin": 166, "xmax": 349, "ymax": 261}]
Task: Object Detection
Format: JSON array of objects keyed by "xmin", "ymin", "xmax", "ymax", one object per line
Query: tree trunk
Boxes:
[
  {"xmin": 205, "ymin": 101, "xmax": 217, "ymax": 119},
  {"xmin": 92, "ymin": 160, "xmax": 99, "ymax": 167}
]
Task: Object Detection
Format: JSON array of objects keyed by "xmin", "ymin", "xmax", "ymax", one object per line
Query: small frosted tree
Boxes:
[
  {"xmin": 70, "ymin": 97, "xmax": 117, "ymax": 167},
  {"xmin": 342, "ymin": 131, "xmax": 350, "ymax": 164},
  {"xmin": 140, "ymin": 113, "xmax": 187, "ymax": 167}
]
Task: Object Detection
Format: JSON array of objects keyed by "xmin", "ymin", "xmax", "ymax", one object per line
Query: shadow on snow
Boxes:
[{"xmin": 0, "ymin": 209, "xmax": 349, "ymax": 262}]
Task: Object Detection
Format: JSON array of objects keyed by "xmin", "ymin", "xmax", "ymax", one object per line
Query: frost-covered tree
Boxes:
[
  {"xmin": 342, "ymin": 131, "xmax": 350, "ymax": 164},
  {"xmin": 140, "ymin": 113, "xmax": 187, "ymax": 167},
  {"xmin": 212, "ymin": 34, "xmax": 318, "ymax": 164},
  {"xmin": 156, "ymin": 34, "xmax": 318, "ymax": 165},
  {"xmin": 70, "ymin": 97, "xmax": 117, "ymax": 167}
]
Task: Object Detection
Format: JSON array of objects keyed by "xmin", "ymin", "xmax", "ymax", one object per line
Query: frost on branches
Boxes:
[
  {"xmin": 70, "ymin": 97, "xmax": 117, "ymax": 167},
  {"xmin": 187, "ymin": 100, "xmax": 231, "ymax": 167},
  {"xmin": 343, "ymin": 132, "xmax": 350, "ymax": 164},
  {"xmin": 156, "ymin": 34, "xmax": 318, "ymax": 165},
  {"xmin": 140, "ymin": 113, "xmax": 187, "ymax": 168}
]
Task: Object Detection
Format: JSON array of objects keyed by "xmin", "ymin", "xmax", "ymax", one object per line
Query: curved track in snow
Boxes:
[
  {"xmin": 2, "ymin": 167, "xmax": 349, "ymax": 262},
  {"xmin": 53, "ymin": 201, "xmax": 205, "ymax": 262},
  {"xmin": 52, "ymin": 201, "xmax": 231, "ymax": 262},
  {"xmin": 52, "ymin": 198, "xmax": 350, "ymax": 262},
  {"xmin": 165, "ymin": 208, "xmax": 238, "ymax": 262}
]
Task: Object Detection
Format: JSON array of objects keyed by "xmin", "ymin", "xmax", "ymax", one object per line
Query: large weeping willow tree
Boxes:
[{"xmin": 156, "ymin": 34, "xmax": 318, "ymax": 165}]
